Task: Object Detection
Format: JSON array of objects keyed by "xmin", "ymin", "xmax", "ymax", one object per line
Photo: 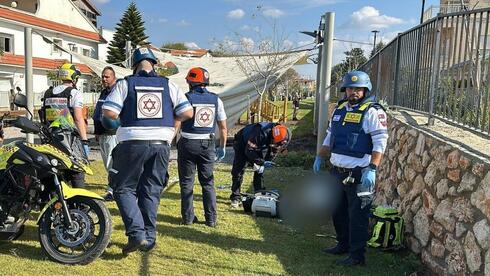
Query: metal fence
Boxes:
[{"xmin": 342, "ymin": 7, "xmax": 490, "ymax": 136}]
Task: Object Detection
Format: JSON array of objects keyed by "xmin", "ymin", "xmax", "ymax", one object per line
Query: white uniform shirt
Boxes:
[
  {"xmin": 52, "ymin": 84, "xmax": 83, "ymax": 108},
  {"xmin": 181, "ymin": 96, "xmax": 227, "ymax": 139},
  {"xmin": 102, "ymin": 78, "xmax": 192, "ymax": 143},
  {"xmin": 322, "ymin": 103, "xmax": 388, "ymax": 169}
]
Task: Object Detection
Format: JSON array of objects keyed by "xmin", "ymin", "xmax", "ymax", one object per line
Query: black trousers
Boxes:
[
  {"xmin": 110, "ymin": 141, "xmax": 169, "ymax": 245},
  {"xmin": 177, "ymin": 138, "xmax": 217, "ymax": 223},
  {"xmin": 330, "ymin": 167, "xmax": 371, "ymax": 261},
  {"xmin": 230, "ymin": 135, "xmax": 264, "ymax": 200}
]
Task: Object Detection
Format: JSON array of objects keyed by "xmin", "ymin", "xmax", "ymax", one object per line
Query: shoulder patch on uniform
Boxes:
[{"xmin": 370, "ymin": 103, "xmax": 386, "ymax": 111}]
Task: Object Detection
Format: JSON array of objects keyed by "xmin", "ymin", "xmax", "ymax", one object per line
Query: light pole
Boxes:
[
  {"xmin": 371, "ymin": 30, "xmax": 379, "ymax": 55},
  {"xmin": 420, "ymin": 0, "xmax": 426, "ymax": 24}
]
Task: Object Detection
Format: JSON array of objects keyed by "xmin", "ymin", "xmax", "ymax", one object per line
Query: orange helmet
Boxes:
[
  {"xmin": 186, "ymin": 67, "xmax": 209, "ymax": 87},
  {"xmin": 271, "ymin": 124, "xmax": 290, "ymax": 144}
]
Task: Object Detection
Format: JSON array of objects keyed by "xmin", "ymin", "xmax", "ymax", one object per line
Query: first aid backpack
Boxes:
[{"xmin": 368, "ymin": 206, "xmax": 404, "ymax": 249}]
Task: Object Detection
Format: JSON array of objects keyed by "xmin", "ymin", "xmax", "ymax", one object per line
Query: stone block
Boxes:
[
  {"xmin": 464, "ymin": 231, "xmax": 482, "ymax": 274},
  {"xmin": 471, "ymin": 162, "xmax": 486, "ymax": 178},
  {"xmin": 434, "ymin": 199, "xmax": 455, "ymax": 232},
  {"xmin": 422, "ymin": 189, "xmax": 438, "ymax": 216},
  {"xmin": 459, "ymin": 156, "xmax": 471, "ymax": 170},
  {"xmin": 414, "ymin": 208, "xmax": 430, "ymax": 246},
  {"xmin": 473, "ymin": 220, "xmax": 490, "ymax": 250},
  {"xmin": 448, "ymin": 169, "xmax": 461, "ymax": 182},
  {"xmin": 415, "ymin": 133, "xmax": 425, "ymax": 156},
  {"xmin": 430, "ymin": 238, "xmax": 445, "ymax": 258},
  {"xmin": 470, "ymin": 172, "xmax": 490, "ymax": 218},
  {"xmin": 447, "ymin": 150, "xmax": 460, "ymax": 169},
  {"xmin": 457, "ymin": 172, "xmax": 477, "ymax": 193},
  {"xmin": 452, "ymin": 197, "xmax": 474, "ymax": 223},
  {"xmin": 436, "ymin": 179, "xmax": 449, "ymax": 199}
]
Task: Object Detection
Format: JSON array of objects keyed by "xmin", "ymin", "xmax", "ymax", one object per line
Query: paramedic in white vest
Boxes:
[
  {"xmin": 41, "ymin": 63, "xmax": 89, "ymax": 188},
  {"xmin": 313, "ymin": 70, "xmax": 388, "ymax": 266},
  {"xmin": 176, "ymin": 67, "xmax": 227, "ymax": 227},
  {"xmin": 102, "ymin": 47, "xmax": 193, "ymax": 255}
]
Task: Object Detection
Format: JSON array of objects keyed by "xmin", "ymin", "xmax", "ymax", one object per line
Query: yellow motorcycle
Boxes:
[{"xmin": 0, "ymin": 95, "xmax": 112, "ymax": 265}]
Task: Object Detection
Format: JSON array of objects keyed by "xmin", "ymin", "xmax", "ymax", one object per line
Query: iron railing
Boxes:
[{"xmin": 336, "ymin": 7, "xmax": 490, "ymax": 136}]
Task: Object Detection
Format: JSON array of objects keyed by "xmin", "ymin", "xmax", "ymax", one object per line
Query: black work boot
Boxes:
[
  {"xmin": 122, "ymin": 239, "xmax": 148, "ymax": 255},
  {"xmin": 322, "ymin": 244, "xmax": 349, "ymax": 255}
]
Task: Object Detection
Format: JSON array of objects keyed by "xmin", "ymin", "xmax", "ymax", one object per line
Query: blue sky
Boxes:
[{"xmin": 93, "ymin": 0, "xmax": 441, "ymax": 78}]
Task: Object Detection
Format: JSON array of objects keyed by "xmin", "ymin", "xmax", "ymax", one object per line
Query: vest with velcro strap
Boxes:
[
  {"xmin": 41, "ymin": 86, "xmax": 74, "ymax": 125},
  {"xmin": 330, "ymin": 96, "xmax": 384, "ymax": 158},
  {"xmin": 181, "ymin": 87, "xmax": 218, "ymax": 135},
  {"xmin": 120, "ymin": 71, "xmax": 174, "ymax": 128}
]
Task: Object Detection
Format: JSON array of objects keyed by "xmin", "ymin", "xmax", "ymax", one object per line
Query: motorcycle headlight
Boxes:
[{"xmin": 50, "ymin": 159, "xmax": 59, "ymax": 167}]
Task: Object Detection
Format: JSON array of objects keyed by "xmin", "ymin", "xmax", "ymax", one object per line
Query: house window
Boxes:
[
  {"xmin": 72, "ymin": 46, "xmax": 78, "ymax": 53},
  {"xmin": 0, "ymin": 33, "xmax": 13, "ymax": 53},
  {"xmin": 82, "ymin": 48, "xmax": 90, "ymax": 57},
  {"xmin": 52, "ymin": 38, "xmax": 62, "ymax": 54}
]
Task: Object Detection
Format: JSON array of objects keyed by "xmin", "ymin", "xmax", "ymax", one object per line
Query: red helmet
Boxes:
[
  {"xmin": 186, "ymin": 67, "xmax": 209, "ymax": 87},
  {"xmin": 271, "ymin": 124, "xmax": 290, "ymax": 144}
]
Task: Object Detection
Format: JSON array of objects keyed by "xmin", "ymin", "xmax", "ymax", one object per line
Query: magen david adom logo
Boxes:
[
  {"xmin": 138, "ymin": 93, "xmax": 162, "ymax": 118},
  {"xmin": 195, "ymin": 106, "xmax": 214, "ymax": 127}
]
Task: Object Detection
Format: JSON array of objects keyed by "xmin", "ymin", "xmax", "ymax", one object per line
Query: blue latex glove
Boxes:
[
  {"xmin": 83, "ymin": 144, "xmax": 90, "ymax": 157},
  {"xmin": 361, "ymin": 167, "xmax": 376, "ymax": 189},
  {"xmin": 215, "ymin": 147, "xmax": 226, "ymax": 162},
  {"xmin": 313, "ymin": 156, "xmax": 324, "ymax": 174},
  {"xmin": 263, "ymin": 161, "xmax": 274, "ymax": 168}
]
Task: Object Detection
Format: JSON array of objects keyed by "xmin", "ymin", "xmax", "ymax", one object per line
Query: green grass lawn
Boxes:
[{"xmin": 0, "ymin": 160, "xmax": 422, "ymax": 275}]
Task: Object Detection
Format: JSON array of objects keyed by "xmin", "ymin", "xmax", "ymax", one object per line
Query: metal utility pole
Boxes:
[
  {"xmin": 420, "ymin": 0, "xmax": 426, "ymax": 24},
  {"xmin": 316, "ymin": 12, "xmax": 335, "ymax": 153},
  {"xmin": 125, "ymin": 40, "xmax": 132, "ymax": 68},
  {"xmin": 371, "ymin": 30, "xmax": 379, "ymax": 55},
  {"xmin": 24, "ymin": 27, "xmax": 34, "ymax": 143},
  {"xmin": 314, "ymin": 44, "xmax": 322, "ymax": 135}
]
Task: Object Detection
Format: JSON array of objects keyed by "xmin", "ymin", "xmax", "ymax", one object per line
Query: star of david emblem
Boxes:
[
  {"xmin": 199, "ymin": 111, "xmax": 211, "ymax": 123},
  {"xmin": 143, "ymin": 98, "xmax": 156, "ymax": 112}
]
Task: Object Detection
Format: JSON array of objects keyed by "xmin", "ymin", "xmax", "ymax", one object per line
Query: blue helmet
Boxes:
[
  {"xmin": 340, "ymin": 71, "xmax": 372, "ymax": 93},
  {"xmin": 101, "ymin": 116, "xmax": 120, "ymax": 130},
  {"xmin": 132, "ymin": 47, "xmax": 158, "ymax": 68}
]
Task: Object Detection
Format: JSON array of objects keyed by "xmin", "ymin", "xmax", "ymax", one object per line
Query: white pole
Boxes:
[
  {"xmin": 24, "ymin": 27, "xmax": 34, "ymax": 143},
  {"xmin": 316, "ymin": 12, "xmax": 335, "ymax": 152}
]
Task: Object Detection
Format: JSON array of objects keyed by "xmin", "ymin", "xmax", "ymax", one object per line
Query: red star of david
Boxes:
[
  {"xmin": 199, "ymin": 111, "xmax": 211, "ymax": 122},
  {"xmin": 143, "ymin": 98, "xmax": 156, "ymax": 112}
]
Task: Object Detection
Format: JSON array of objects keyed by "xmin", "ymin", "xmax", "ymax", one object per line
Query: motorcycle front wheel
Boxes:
[{"xmin": 38, "ymin": 197, "xmax": 112, "ymax": 265}]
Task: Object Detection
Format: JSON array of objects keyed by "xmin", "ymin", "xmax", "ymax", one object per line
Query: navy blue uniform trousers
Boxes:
[
  {"xmin": 230, "ymin": 137, "xmax": 264, "ymax": 200},
  {"xmin": 177, "ymin": 137, "xmax": 217, "ymax": 223},
  {"xmin": 110, "ymin": 141, "xmax": 169, "ymax": 245},
  {"xmin": 330, "ymin": 167, "xmax": 371, "ymax": 261}
]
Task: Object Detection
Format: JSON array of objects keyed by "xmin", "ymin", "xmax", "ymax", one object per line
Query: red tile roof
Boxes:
[
  {"xmin": 0, "ymin": 6, "xmax": 105, "ymax": 42},
  {"xmin": 0, "ymin": 53, "xmax": 94, "ymax": 74}
]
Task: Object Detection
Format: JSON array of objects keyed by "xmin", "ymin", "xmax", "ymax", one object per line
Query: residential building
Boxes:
[{"xmin": 0, "ymin": 0, "xmax": 105, "ymax": 108}]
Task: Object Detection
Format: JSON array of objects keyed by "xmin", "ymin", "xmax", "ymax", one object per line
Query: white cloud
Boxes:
[
  {"xmin": 177, "ymin": 20, "xmax": 191, "ymax": 27},
  {"xmin": 343, "ymin": 6, "xmax": 405, "ymax": 30},
  {"xmin": 241, "ymin": 25, "xmax": 250, "ymax": 30},
  {"xmin": 92, "ymin": 0, "xmax": 110, "ymax": 4},
  {"xmin": 298, "ymin": 39, "xmax": 314, "ymax": 46},
  {"xmin": 158, "ymin": 18, "xmax": 168, "ymax": 24},
  {"xmin": 185, "ymin": 42, "xmax": 200, "ymax": 50},
  {"xmin": 283, "ymin": 39, "xmax": 294, "ymax": 49},
  {"xmin": 228, "ymin": 9, "xmax": 245, "ymax": 19},
  {"xmin": 263, "ymin": 8, "xmax": 285, "ymax": 18},
  {"xmin": 240, "ymin": 37, "xmax": 255, "ymax": 51}
]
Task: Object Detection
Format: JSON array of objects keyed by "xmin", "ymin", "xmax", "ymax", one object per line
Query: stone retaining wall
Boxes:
[{"xmin": 375, "ymin": 117, "xmax": 490, "ymax": 275}]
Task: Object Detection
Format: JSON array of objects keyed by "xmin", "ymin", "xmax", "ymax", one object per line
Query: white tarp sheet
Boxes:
[{"xmin": 71, "ymin": 49, "xmax": 306, "ymax": 128}]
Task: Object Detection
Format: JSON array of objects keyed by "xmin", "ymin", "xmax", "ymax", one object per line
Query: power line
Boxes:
[{"xmin": 333, "ymin": 38, "xmax": 372, "ymax": 46}]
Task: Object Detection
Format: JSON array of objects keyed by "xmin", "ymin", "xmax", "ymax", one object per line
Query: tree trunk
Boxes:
[{"xmin": 258, "ymin": 92, "xmax": 263, "ymax": 122}]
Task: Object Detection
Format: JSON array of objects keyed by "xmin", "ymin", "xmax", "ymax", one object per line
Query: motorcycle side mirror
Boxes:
[{"xmin": 14, "ymin": 93, "xmax": 27, "ymax": 108}]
